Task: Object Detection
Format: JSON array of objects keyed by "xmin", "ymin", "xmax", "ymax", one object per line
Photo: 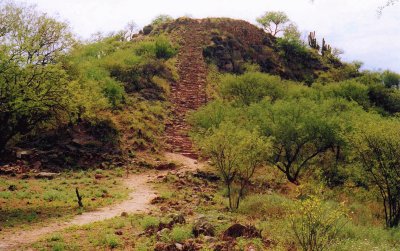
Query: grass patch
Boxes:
[{"xmin": 0, "ymin": 169, "xmax": 129, "ymax": 231}]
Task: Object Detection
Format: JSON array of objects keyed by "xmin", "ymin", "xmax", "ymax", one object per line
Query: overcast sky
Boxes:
[{"xmin": 25, "ymin": 0, "xmax": 400, "ymax": 72}]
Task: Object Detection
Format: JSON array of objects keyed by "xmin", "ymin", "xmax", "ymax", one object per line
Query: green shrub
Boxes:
[
  {"xmin": 239, "ymin": 193, "xmax": 290, "ymax": 219},
  {"xmin": 101, "ymin": 234, "xmax": 121, "ymax": 249},
  {"xmin": 290, "ymin": 196, "xmax": 348, "ymax": 251},
  {"xmin": 103, "ymin": 79, "xmax": 125, "ymax": 108},
  {"xmin": 320, "ymin": 80, "xmax": 370, "ymax": 108},
  {"xmin": 51, "ymin": 242, "xmax": 65, "ymax": 251},
  {"xmin": 139, "ymin": 216, "xmax": 160, "ymax": 230},
  {"xmin": 169, "ymin": 225, "xmax": 193, "ymax": 243},
  {"xmin": 219, "ymin": 72, "xmax": 286, "ymax": 105},
  {"xmin": 155, "ymin": 36, "xmax": 177, "ymax": 59}
]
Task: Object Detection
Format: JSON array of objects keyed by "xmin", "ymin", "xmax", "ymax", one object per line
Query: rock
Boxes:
[
  {"xmin": 151, "ymin": 197, "xmax": 166, "ymax": 204},
  {"xmin": 223, "ymin": 224, "xmax": 261, "ymax": 239},
  {"xmin": 193, "ymin": 171, "xmax": 220, "ymax": 182},
  {"xmin": 65, "ymin": 144, "xmax": 78, "ymax": 151},
  {"xmin": 115, "ymin": 230, "xmax": 123, "ymax": 235},
  {"xmin": 246, "ymin": 244, "xmax": 256, "ymax": 251},
  {"xmin": 16, "ymin": 149, "xmax": 34, "ymax": 159},
  {"xmin": 203, "ymin": 236, "xmax": 217, "ymax": 243},
  {"xmin": 32, "ymin": 161, "xmax": 42, "ymax": 169},
  {"xmin": 142, "ymin": 25, "xmax": 153, "ymax": 35},
  {"xmin": 192, "ymin": 218, "xmax": 215, "ymax": 237},
  {"xmin": 175, "ymin": 243, "xmax": 183, "ymax": 250},
  {"xmin": 8, "ymin": 185, "xmax": 17, "ymax": 191},
  {"xmin": 156, "ymin": 162, "xmax": 177, "ymax": 170},
  {"xmin": 170, "ymin": 213, "xmax": 186, "ymax": 225},
  {"xmin": 35, "ymin": 172, "xmax": 58, "ymax": 180},
  {"xmin": 156, "ymin": 228, "xmax": 170, "ymax": 238}
]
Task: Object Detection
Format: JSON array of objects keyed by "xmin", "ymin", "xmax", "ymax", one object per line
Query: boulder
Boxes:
[
  {"xmin": 35, "ymin": 172, "xmax": 59, "ymax": 180},
  {"xmin": 193, "ymin": 171, "xmax": 220, "ymax": 182},
  {"xmin": 223, "ymin": 224, "xmax": 261, "ymax": 239},
  {"xmin": 192, "ymin": 218, "xmax": 215, "ymax": 237},
  {"xmin": 142, "ymin": 25, "xmax": 153, "ymax": 35},
  {"xmin": 156, "ymin": 162, "xmax": 177, "ymax": 170},
  {"xmin": 170, "ymin": 213, "xmax": 186, "ymax": 225}
]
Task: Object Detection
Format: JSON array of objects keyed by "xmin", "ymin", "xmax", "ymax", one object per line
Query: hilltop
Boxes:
[{"xmin": 147, "ymin": 17, "xmax": 345, "ymax": 82}]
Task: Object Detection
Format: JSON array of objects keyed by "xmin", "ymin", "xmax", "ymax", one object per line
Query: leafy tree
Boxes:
[
  {"xmin": 0, "ymin": 2, "xmax": 74, "ymax": 151},
  {"xmin": 151, "ymin": 14, "xmax": 174, "ymax": 26},
  {"xmin": 195, "ymin": 122, "xmax": 271, "ymax": 210},
  {"xmin": 319, "ymin": 80, "xmax": 371, "ymax": 109},
  {"xmin": 249, "ymin": 98, "xmax": 345, "ymax": 184},
  {"xmin": 353, "ymin": 117, "xmax": 400, "ymax": 227},
  {"xmin": 382, "ymin": 70, "xmax": 400, "ymax": 89},
  {"xmin": 219, "ymin": 72, "xmax": 285, "ymax": 105},
  {"xmin": 283, "ymin": 23, "xmax": 302, "ymax": 43},
  {"xmin": 256, "ymin": 11, "xmax": 290, "ymax": 37}
]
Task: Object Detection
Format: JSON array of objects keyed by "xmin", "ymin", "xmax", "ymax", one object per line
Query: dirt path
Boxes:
[{"xmin": 0, "ymin": 153, "xmax": 202, "ymax": 251}]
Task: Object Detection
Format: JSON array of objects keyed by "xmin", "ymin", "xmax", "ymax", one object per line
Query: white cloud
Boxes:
[{"xmin": 24, "ymin": 0, "xmax": 400, "ymax": 72}]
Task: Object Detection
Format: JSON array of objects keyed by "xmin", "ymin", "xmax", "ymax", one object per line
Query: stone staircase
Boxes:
[{"xmin": 165, "ymin": 21, "xmax": 208, "ymax": 159}]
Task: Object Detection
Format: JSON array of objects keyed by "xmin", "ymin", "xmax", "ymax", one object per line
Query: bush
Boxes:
[
  {"xmin": 239, "ymin": 193, "xmax": 291, "ymax": 219},
  {"xmin": 139, "ymin": 216, "xmax": 160, "ymax": 230},
  {"xmin": 101, "ymin": 234, "xmax": 121, "ymax": 249},
  {"xmin": 290, "ymin": 196, "xmax": 348, "ymax": 251},
  {"xmin": 219, "ymin": 72, "xmax": 286, "ymax": 105},
  {"xmin": 170, "ymin": 225, "xmax": 193, "ymax": 243},
  {"xmin": 320, "ymin": 80, "xmax": 370, "ymax": 108},
  {"xmin": 155, "ymin": 37, "xmax": 177, "ymax": 59}
]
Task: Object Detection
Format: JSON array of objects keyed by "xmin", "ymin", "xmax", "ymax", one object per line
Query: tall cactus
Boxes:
[
  {"xmin": 308, "ymin": 31, "xmax": 320, "ymax": 51},
  {"xmin": 321, "ymin": 38, "xmax": 332, "ymax": 56}
]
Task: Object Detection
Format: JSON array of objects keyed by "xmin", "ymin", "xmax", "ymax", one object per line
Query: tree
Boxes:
[
  {"xmin": 353, "ymin": 118, "xmax": 400, "ymax": 227},
  {"xmin": 249, "ymin": 98, "xmax": 344, "ymax": 184},
  {"xmin": 283, "ymin": 23, "xmax": 302, "ymax": 43},
  {"xmin": 151, "ymin": 14, "xmax": 174, "ymax": 26},
  {"xmin": 378, "ymin": 0, "xmax": 399, "ymax": 15},
  {"xmin": 382, "ymin": 70, "xmax": 400, "ymax": 89},
  {"xmin": 219, "ymin": 72, "xmax": 285, "ymax": 105},
  {"xmin": 196, "ymin": 122, "xmax": 271, "ymax": 210},
  {"xmin": 0, "ymin": 2, "xmax": 74, "ymax": 151},
  {"xmin": 256, "ymin": 11, "xmax": 290, "ymax": 37}
]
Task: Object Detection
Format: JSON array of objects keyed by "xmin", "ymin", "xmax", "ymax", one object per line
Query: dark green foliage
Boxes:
[
  {"xmin": 219, "ymin": 72, "xmax": 285, "ymax": 105},
  {"xmin": 319, "ymin": 80, "xmax": 370, "ymax": 108},
  {"xmin": 368, "ymin": 84, "xmax": 400, "ymax": 114},
  {"xmin": 382, "ymin": 70, "xmax": 400, "ymax": 88},
  {"xmin": 155, "ymin": 37, "xmax": 177, "ymax": 59}
]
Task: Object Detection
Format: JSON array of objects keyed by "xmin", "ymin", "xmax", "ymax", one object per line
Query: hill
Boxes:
[{"xmin": 1, "ymin": 9, "xmax": 400, "ymax": 250}]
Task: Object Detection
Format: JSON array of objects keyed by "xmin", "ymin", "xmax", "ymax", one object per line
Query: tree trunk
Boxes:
[
  {"xmin": 286, "ymin": 171, "xmax": 300, "ymax": 185},
  {"xmin": 76, "ymin": 188, "xmax": 83, "ymax": 208}
]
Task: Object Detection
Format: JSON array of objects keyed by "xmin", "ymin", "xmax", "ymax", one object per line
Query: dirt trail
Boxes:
[
  {"xmin": 165, "ymin": 20, "xmax": 208, "ymax": 159},
  {"xmin": 0, "ymin": 153, "xmax": 203, "ymax": 251}
]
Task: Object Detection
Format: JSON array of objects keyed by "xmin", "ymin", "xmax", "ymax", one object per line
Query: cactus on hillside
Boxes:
[
  {"xmin": 308, "ymin": 31, "xmax": 320, "ymax": 51},
  {"xmin": 321, "ymin": 38, "xmax": 332, "ymax": 56}
]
